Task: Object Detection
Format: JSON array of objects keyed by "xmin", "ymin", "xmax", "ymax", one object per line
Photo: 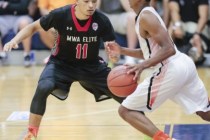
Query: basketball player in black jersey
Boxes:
[{"xmin": 3, "ymin": 0, "xmax": 126, "ymax": 139}]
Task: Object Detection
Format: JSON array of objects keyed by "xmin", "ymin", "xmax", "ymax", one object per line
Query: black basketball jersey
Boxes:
[{"xmin": 40, "ymin": 5, "xmax": 115, "ymax": 63}]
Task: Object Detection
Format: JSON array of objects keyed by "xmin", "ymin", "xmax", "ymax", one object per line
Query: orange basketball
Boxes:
[{"xmin": 107, "ymin": 65, "xmax": 138, "ymax": 97}]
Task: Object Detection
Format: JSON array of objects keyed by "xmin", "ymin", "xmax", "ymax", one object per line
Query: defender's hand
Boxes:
[
  {"xmin": 3, "ymin": 41, "xmax": 18, "ymax": 52},
  {"xmin": 105, "ymin": 42, "xmax": 121, "ymax": 63}
]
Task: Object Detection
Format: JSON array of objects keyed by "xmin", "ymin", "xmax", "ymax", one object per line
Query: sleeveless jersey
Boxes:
[
  {"xmin": 40, "ymin": 5, "xmax": 115, "ymax": 64},
  {"xmin": 135, "ymin": 7, "xmax": 179, "ymax": 69}
]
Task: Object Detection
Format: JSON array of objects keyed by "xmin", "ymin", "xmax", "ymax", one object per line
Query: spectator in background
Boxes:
[
  {"xmin": 150, "ymin": 0, "xmax": 170, "ymax": 27},
  {"xmin": 0, "ymin": 0, "xmax": 33, "ymax": 67},
  {"xmin": 168, "ymin": 0, "xmax": 209, "ymax": 65},
  {"xmin": 37, "ymin": 0, "xmax": 76, "ymax": 49},
  {"xmin": 28, "ymin": 0, "xmax": 41, "ymax": 21},
  {"xmin": 97, "ymin": 0, "xmax": 138, "ymax": 65}
]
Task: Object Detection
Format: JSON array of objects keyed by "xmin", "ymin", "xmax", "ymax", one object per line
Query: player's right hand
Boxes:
[
  {"xmin": 126, "ymin": 63, "xmax": 144, "ymax": 81},
  {"xmin": 105, "ymin": 41, "xmax": 121, "ymax": 63},
  {"xmin": 3, "ymin": 41, "xmax": 18, "ymax": 52}
]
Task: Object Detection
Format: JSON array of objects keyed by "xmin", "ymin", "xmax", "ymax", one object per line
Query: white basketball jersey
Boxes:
[{"xmin": 135, "ymin": 7, "xmax": 179, "ymax": 69}]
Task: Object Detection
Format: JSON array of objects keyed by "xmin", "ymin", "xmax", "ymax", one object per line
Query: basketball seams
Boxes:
[
  {"xmin": 107, "ymin": 65, "xmax": 138, "ymax": 97},
  {"xmin": 108, "ymin": 73, "xmax": 137, "ymax": 86}
]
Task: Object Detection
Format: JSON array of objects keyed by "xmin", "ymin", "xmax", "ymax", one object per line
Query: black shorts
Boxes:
[{"xmin": 39, "ymin": 58, "xmax": 124, "ymax": 103}]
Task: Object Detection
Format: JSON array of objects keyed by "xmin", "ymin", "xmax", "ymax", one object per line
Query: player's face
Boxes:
[{"xmin": 76, "ymin": 0, "xmax": 97, "ymax": 17}]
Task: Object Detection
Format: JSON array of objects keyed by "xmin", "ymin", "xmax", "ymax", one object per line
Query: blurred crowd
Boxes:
[{"xmin": 0, "ymin": 0, "xmax": 210, "ymax": 67}]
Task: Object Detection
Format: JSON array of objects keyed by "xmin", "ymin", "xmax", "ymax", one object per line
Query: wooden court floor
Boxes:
[{"xmin": 0, "ymin": 66, "xmax": 210, "ymax": 140}]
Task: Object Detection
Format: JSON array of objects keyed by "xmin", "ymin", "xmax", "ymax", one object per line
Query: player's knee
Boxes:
[
  {"xmin": 33, "ymin": 80, "xmax": 55, "ymax": 101},
  {"xmin": 118, "ymin": 105, "xmax": 129, "ymax": 120},
  {"xmin": 196, "ymin": 111, "xmax": 210, "ymax": 122},
  {"xmin": 31, "ymin": 80, "xmax": 55, "ymax": 115},
  {"xmin": 118, "ymin": 105, "xmax": 145, "ymax": 121},
  {"xmin": 35, "ymin": 80, "xmax": 55, "ymax": 98}
]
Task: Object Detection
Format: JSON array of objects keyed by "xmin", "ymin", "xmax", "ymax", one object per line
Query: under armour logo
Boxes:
[{"xmin": 66, "ymin": 26, "xmax": 72, "ymax": 31}]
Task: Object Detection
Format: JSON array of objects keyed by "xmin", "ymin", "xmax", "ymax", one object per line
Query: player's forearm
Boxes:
[
  {"xmin": 142, "ymin": 46, "xmax": 175, "ymax": 69},
  {"xmin": 12, "ymin": 22, "xmax": 38, "ymax": 44}
]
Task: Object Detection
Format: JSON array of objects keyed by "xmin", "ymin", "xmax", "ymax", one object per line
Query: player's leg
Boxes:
[
  {"xmin": 25, "ymin": 59, "xmax": 77, "ymax": 139},
  {"xmin": 174, "ymin": 89, "xmax": 210, "ymax": 122},
  {"xmin": 25, "ymin": 63, "xmax": 59, "ymax": 139},
  {"xmin": 171, "ymin": 54, "xmax": 210, "ymax": 121},
  {"xmin": 118, "ymin": 105, "xmax": 172, "ymax": 140},
  {"xmin": 25, "ymin": 79, "xmax": 56, "ymax": 139},
  {"xmin": 118, "ymin": 81, "xmax": 175, "ymax": 139},
  {"xmin": 174, "ymin": 86, "xmax": 210, "ymax": 121},
  {"xmin": 196, "ymin": 110, "xmax": 210, "ymax": 121},
  {"xmin": 118, "ymin": 56, "xmax": 187, "ymax": 140}
]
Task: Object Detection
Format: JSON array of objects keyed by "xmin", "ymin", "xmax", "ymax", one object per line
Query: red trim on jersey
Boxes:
[
  {"xmin": 71, "ymin": 5, "xmax": 92, "ymax": 32},
  {"xmin": 148, "ymin": 61, "xmax": 168, "ymax": 109},
  {"xmin": 52, "ymin": 35, "xmax": 60, "ymax": 56}
]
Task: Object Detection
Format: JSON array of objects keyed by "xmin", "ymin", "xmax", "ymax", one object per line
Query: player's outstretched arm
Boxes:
[{"xmin": 3, "ymin": 20, "xmax": 42, "ymax": 52}]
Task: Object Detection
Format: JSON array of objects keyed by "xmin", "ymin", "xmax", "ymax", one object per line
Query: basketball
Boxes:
[{"xmin": 107, "ymin": 65, "xmax": 138, "ymax": 97}]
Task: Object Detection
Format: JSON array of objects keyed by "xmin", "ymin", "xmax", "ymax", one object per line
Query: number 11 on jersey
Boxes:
[{"xmin": 76, "ymin": 44, "xmax": 88, "ymax": 59}]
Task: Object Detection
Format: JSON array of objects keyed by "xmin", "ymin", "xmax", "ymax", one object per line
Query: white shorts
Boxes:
[
  {"xmin": 0, "ymin": 15, "xmax": 33, "ymax": 37},
  {"xmin": 122, "ymin": 52, "xmax": 210, "ymax": 114}
]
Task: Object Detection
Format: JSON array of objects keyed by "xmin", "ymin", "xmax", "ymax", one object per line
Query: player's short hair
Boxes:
[{"xmin": 145, "ymin": 0, "xmax": 151, "ymax": 2}]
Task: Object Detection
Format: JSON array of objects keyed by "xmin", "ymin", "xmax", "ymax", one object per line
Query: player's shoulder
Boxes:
[
  {"xmin": 47, "ymin": 5, "xmax": 72, "ymax": 21},
  {"xmin": 50, "ymin": 5, "xmax": 71, "ymax": 16},
  {"xmin": 140, "ymin": 7, "xmax": 158, "ymax": 19}
]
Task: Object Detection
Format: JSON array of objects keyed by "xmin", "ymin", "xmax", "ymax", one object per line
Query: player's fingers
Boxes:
[
  {"xmin": 3, "ymin": 44, "xmax": 9, "ymax": 52},
  {"xmin": 14, "ymin": 44, "xmax": 18, "ymax": 49},
  {"xmin": 133, "ymin": 71, "xmax": 140, "ymax": 81},
  {"xmin": 127, "ymin": 67, "xmax": 136, "ymax": 74},
  {"xmin": 9, "ymin": 45, "xmax": 12, "ymax": 51}
]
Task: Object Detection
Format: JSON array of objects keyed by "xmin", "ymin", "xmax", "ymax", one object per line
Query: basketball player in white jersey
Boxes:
[{"xmin": 106, "ymin": 0, "xmax": 210, "ymax": 139}]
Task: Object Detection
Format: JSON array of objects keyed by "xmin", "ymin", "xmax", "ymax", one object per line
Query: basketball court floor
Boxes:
[{"xmin": 0, "ymin": 66, "xmax": 210, "ymax": 140}]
